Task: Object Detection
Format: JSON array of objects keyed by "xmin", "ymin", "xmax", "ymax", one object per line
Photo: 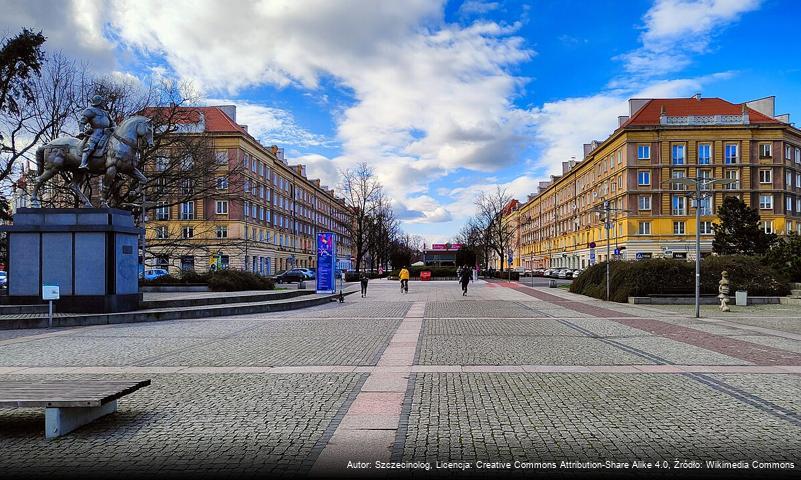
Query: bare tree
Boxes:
[
  {"xmin": 365, "ymin": 190, "xmax": 399, "ymax": 272},
  {"xmin": 339, "ymin": 162, "xmax": 381, "ymax": 272},
  {"xmin": 474, "ymin": 186, "xmax": 514, "ymax": 272},
  {"xmin": 0, "ymin": 29, "xmax": 47, "ymax": 218}
]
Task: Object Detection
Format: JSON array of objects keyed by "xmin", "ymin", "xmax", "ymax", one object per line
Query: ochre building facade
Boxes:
[{"xmin": 513, "ymin": 96, "xmax": 801, "ymax": 270}]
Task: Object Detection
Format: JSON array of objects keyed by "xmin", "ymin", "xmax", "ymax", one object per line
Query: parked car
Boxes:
[
  {"xmin": 0, "ymin": 271, "xmax": 7, "ymax": 287},
  {"xmin": 275, "ymin": 269, "xmax": 307, "ymax": 283},
  {"xmin": 143, "ymin": 269, "xmax": 169, "ymax": 281},
  {"xmin": 524, "ymin": 269, "xmax": 532, "ymax": 277},
  {"xmin": 295, "ymin": 268, "xmax": 316, "ymax": 279},
  {"xmin": 573, "ymin": 269, "xmax": 583, "ymax": 278},
  {"xmin": 558, "ymin": 269, "xmax": 571, "ymax": 279},
  {"xmin": 543, "ymin": 269, "xmax": 553, "ymax": 278}
]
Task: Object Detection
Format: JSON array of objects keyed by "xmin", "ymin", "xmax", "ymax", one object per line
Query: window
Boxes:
[
  {"xmin": 181, "ymin": 155, "xmax": 193, "ymax": 170},
  {"xmin": 763, "ymin": 220, "xmax": 774, "ymax": 234},
  {"xmin": 617, "ymin": 151, "xmax": 622, "ymax": 165},
  {"xmin": 673, "ymin": 221, "xmax": 686, "ymax": 235},
  {"xmin": 215, "ymin": 200, "xmax": 228, "ymax": 215},
  {"xmin": 243, "ymin": 153, "xmax": 250, "ymax": 169},
  {"xmin": 181, "ymin": 178, "xmax": 193, "ymax": 195},
  {"xmin": 155, "ymin": 156, "xmax": 169, "ymax": 172},
  {"xmin": 787, "ymin": 171, "xmax": 793, "ymax": 188},
  {"xmin": 759, "ymin": 143, "xmax": 772, "ymax": 158},
  {"xmin": 244, "ymin": 179, "xmax": 250, "ymax": 194},
  {"xmin": 725, "ymin": 143, "xmax": 738, "ymax": 164},
  {"xmin": 698, "ymin": 143, "xmax": 711, "ymax": 165},
  {"xmin": 759, "ymin": 169, "xmax": 772, "ymax": 184},
  {"xmin": 796, "ymin": 147, "xmax": 801, "ymax": 163},
  {"xmin": 698, "ymin": 196, "xmax": 713, "ymax": 215},
  {"xmin": 216, "ymin": 177, "xmax": 228, "ymax": 190},
  {"xmin": 700, "ymin": 221, "xmax": 713, "ymax": 235},
  {"xmin": 759, "ymin": 194, "xmax": 773, "ymax": 210},
  {"xmin": 788, "ymin": 221, "xmax": 794, "ymax": 234},
  {"xmin": 637, "ymin": 170, "xmax": 651, "ymax": 185},
  {"xmin": 671, "ymin": 144, "xmax": 685, "ymax": 165},
  {"xmin": 672, "ymin": 170, "xmax": 687, "ymax": 190},
  {"xmin": 637, "ymin": 145, "xmax": 650, "ymax": 160},
  {"xmin": 215, "ymin": 226, "xmax": 228, "ymax": 238},
  {"xmin": 638, "ymin": 195, "xmax": 651, "ymax": 211},
  {"xmin": 180, "ymin": 256, "xmax": 194, "ymax": 272},
  {"xmin": 180, "ymin": 201, "xmax": 195, "ymax": 220},
  {"xmin": 787, "ymin": 145, "xmax": 793, "ymax": 160},
  {"xmin": 617, "ymin": 176, "xmax": 622, "ymax": 188},
  {"xmin": 787, "ymin": 197, "xmax": 793, "ymax": 213},
  {"xmin": 699, "ymin": 169, "xmax": 712, "ymax": 190},
  {"xmin": 672, "ymin": 195, "xmax": 687, "ymax": 215},
  {"xmin": 156, "ymin": 203, "xmax": 169, "ymax": 221},
  {"xmin": 181, "ymin": 226, "xmax": 194, "ymax": 239},
  {"xmin": 797, "ymin": 199, "xmax": 801, "ymax": 213},
  {"xmin": 797, "ymin": 173, "xmax": 801, "ymax": 188},
  {"xmin": 155, "ymin": 226, "xmax": 168, "ymax": 239},
  {"xmin": 215, "ymin": 150, "xmax": 228, "ymax": 164},
  {"xmin": 724, "ymin": 170, "xmax": 739, "ymax": 189}
]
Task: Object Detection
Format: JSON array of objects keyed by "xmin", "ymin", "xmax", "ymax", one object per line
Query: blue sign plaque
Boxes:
[{"xmin": 316, "ymin": 232, "xmax": 337, "ymax": 293}]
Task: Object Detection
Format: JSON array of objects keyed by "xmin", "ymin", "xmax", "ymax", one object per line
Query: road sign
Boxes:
[
  {"xmin": 614, "ymin": 248, "xmax": 620, "ymax": 255},
  {"xmin": 42, "ymin": 285, "xmax": 60, "ymax": 300},
  {"xmin": 589, "ymin": 242, "xmax": 596, "ymax": 248}
]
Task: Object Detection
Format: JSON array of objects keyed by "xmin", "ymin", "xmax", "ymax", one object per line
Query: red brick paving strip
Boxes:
[{"xmin": 497, "ymin": 281, "xmax": 801, "ymax": 366}]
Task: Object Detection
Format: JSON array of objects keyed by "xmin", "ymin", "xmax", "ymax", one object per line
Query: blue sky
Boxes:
[{"xmin": 4, "ymin": 0, "xmax": 800, "ymax": 244}]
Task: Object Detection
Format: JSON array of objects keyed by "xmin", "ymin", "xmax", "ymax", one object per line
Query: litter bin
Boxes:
[
  {"xmin": 548, "ymin": 279, "xmax": 557, "ymax": 288},
  {"xmin": 735, "ymin": 290, "xmax": 747, "ymax": 306}
]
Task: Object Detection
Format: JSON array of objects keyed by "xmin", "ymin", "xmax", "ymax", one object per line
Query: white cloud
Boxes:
[
  {"xmin": 458, "ymin": 1, "xmax": 500, "ymax": 16},
  {"xmin": 619, "ymin": 0, "xmax": 761, "ymax": 77},
  {"xmin": 204, "ymin": 98, "xmax": 331, "ymax": 148}
]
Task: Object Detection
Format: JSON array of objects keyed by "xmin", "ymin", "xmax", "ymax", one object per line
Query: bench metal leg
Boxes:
[{"xmin": 45, "ymin": 401, "xmax": 117, "ymax": 439}]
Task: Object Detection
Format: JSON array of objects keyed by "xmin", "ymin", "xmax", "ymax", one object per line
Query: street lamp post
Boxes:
[
  {"xmin": 591, "ymin": 200, "xmax": 630, "ymax": 302},
  {"xmin": 669, "ymin": 176, "xmax": 736, "ymax": 318}
]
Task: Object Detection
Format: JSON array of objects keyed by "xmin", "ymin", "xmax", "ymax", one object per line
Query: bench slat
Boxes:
[{"xmin": 0, "ymin": 380, "xmax": 150, "ymax": 407}]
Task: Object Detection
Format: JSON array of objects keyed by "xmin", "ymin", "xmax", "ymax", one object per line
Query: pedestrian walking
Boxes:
[
  {"xmin": 399, "ymin": 266, "xmax": 410, "ymax": 294},
  {"xmin": 459, "ymin": 264, "xmax": 472, "ymax": 296},
  {"xmin": 360, "ymin": 272, "xmax": 369, "ymax": 297}
]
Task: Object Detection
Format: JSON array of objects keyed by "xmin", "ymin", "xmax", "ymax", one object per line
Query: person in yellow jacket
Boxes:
[{"xmin": 399, "ymin": 266, "xmax": 410, "ymax": 293}]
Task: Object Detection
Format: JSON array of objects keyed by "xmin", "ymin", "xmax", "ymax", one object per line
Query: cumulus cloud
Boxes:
[
  {"xmin": 204, "ymin": 98, "xmax": 331, "ymax": 148},
  {"xmin": 618, "ymin": 0, "xmax": 761, "ymax": 78}
]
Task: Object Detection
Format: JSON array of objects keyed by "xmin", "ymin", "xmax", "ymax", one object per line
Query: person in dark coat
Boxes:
[
  {"xmin": 360, "ymin": 273, "xmax": 369, "ymax": 297},
  {"xmin": 459, "ymin": 265, "xmax": 472, "ymax": 296}
]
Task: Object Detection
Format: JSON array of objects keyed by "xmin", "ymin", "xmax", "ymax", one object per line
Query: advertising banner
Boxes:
[{"xmin": 316, "ymin": 232, "xmax": 337, "ymax": 294}]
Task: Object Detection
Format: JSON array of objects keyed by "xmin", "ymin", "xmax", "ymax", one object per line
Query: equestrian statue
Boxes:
[{"xmin": 30, "ymin": 94, "xmax": 154, "ymax": 208}]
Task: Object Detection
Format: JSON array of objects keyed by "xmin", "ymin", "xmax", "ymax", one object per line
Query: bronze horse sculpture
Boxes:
[{"xmin": 31, "ymin": 115, "xmax": 154, "ymax": 208}]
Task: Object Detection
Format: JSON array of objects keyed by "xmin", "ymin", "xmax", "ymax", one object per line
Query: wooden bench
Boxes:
[{"xmin": 0, "ymin": 379, "xmax": 150, "ymax": 438}]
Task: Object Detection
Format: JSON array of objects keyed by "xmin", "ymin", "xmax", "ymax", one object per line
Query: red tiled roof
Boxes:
[
  {"xmin": 624, "ymin": 97, "xmax": 781, "ymax": 127},
  {"xmin": 141, "ymin": 106, "xmax": 250, "ymax": 135}
]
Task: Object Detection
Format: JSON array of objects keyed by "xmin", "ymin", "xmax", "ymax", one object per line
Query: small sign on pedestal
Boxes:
[{"xmin": 42, "ymin": 285, "xmax": 60, "ymax": 328}]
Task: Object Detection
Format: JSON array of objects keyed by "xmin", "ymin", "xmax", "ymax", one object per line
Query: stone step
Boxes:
[
  {"xmin": 139, "ymin": 289, "xmax": 314, "ymax": 309},
  {"xmin": 791, "ymin": 283, "xmax": 801, "ymax": 290},
  {"xmin": 0, "ymin": 304, "xmax": 49, "ymax": 315},
  {"xmin": 0, "ymin": 290, "xmax": 356, "ymax": 330},
  {"xmin": 791, "ymin": 289, "xmax": 801, "ymax": 297},
  {"xmin": 781, "ymin": 297, "xmax": 801, "ymax": 306}
]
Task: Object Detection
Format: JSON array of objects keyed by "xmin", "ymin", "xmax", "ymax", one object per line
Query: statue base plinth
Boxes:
[{"xmin": 0, "ymin": 208, "xmax": 142, "ymax": 313}]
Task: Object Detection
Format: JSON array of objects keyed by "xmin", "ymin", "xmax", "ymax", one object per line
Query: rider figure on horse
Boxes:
[{"xmin": 77, "ymin": 94, "xmax": 114, "ymax": 170}]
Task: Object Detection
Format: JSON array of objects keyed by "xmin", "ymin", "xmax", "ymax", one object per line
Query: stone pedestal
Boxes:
[{"xmin": 1, "ymin": 208, "xmax": 142, "ymax": 313}]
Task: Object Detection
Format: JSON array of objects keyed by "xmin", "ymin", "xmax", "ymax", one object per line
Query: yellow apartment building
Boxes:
[
  {"xmin": 144, "ymin": 105, "xmax": 352, "ymax": 274},
  {"xmin": 513, "ymin": 96, "xmax": 801, "ymax": 270}
]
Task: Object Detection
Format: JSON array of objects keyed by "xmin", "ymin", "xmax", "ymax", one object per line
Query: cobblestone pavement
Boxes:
[{"xmin": 1, "ymin": 279, "xmax": 800, "ymax": 477}]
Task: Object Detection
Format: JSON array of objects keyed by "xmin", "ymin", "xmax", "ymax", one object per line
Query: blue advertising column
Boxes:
[{"xmin": 316, "ymin": 232, "xmax": 337, "ymax": 294}]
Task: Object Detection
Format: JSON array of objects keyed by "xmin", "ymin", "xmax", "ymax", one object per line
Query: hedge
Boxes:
[
  {"xmin": 140, "ymin": 270, "xmax": 275, "ymax": 292},
  {"xmin": 491, "ymin": 271, "xmax": 520, "ymax": 281},
  {"xmin": 570, "ymin": 256, "xmax": 789, "ymax": 303}
]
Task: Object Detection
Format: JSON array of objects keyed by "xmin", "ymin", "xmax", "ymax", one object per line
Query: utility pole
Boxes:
[{"xmin": 670, "ymin": 175, "xmax": 736, "ymax": 318}]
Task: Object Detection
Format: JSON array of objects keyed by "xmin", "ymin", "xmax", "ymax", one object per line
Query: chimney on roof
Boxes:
[
  {"xmin": 692, "ymin": 93, "xmax": 701, "ymax": 100},
  {"xmin": 240, "ymin": 124, "xmax": 248, "ymax": 132},
  {"xmin": 217, "ymin": 105, "xmax": 237, "ymax": 122},
  {"xmin": 745, "ymin": 96, "xmax": 775, "ymax": 117},
  {"xmin": 618, "ymin": 115, "xmax": 629, "ymax": 127},
  {"xmin": 628, "ymin": 98, "xmax": 650, "ymax": 117},
  {"xmin": 775, "ymin": 113, "xmax": 791, "ymax": 123}
]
